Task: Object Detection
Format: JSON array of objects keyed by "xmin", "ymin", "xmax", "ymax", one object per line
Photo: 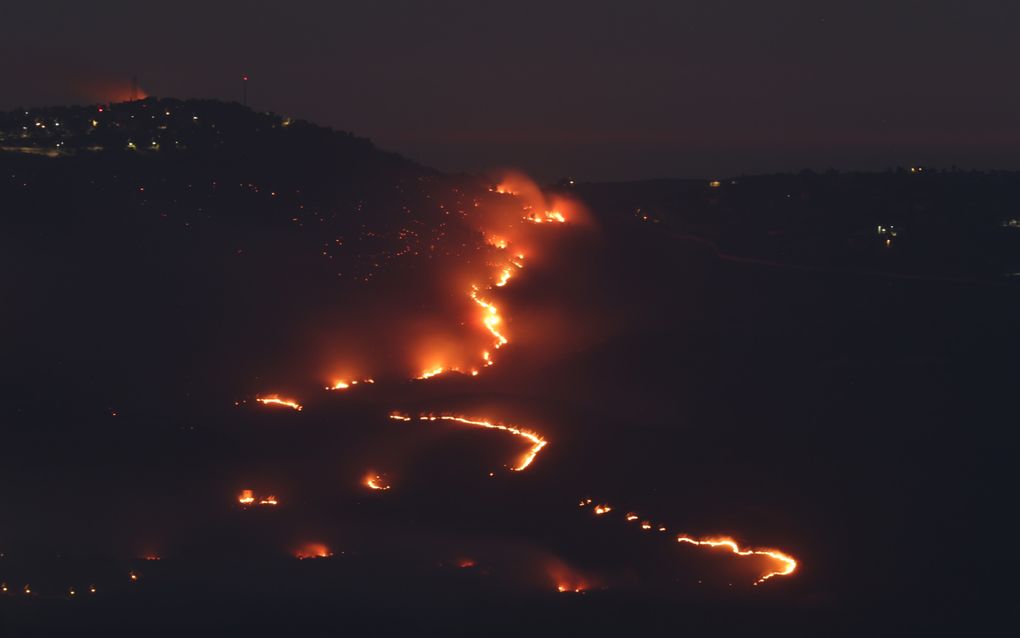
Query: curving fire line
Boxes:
[
  {"xmin": 579, "ymin": 500, "xmax": 797, "ymax": 585},
  {"xmin": 469, "ymin": 286, "xmax": 508, "ymax": 350},
  {"xmin": 389, "ymin": 412, "xmax": 547, "ymax": 472},
  {"xmin": 676, "ymin": 536, "xmax": 797, "ymax": 585},
  {"xmin": 256, "ymin": 395, "xmax": 303, "ymax": 411}
]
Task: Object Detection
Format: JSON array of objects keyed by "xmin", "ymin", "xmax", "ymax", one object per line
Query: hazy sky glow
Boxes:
[{"xmin": 3, "ymin": 0, "xmax": 1018, "ymax": 180}]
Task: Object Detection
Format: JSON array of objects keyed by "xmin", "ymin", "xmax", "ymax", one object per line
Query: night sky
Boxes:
[{"xmin": 3, "ymin": 0, "xmax": 1018, "ymax": 180}]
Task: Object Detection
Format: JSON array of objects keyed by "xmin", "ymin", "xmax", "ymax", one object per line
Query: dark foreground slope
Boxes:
[{"xmin": 0, "ymin": 104, "xmax": 1008, "ymax": 635}]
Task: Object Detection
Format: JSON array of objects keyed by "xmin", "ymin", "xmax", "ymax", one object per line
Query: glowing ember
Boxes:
[
  {"xmin": 625, "ymin": 513, "xmax": 639, "ymax": 521},
  {"xmin": 676, "ymin": 536, "xmax": 798, "ymax": 585},
  {"xmin": 457, "ymin": 559, "xmax": 477, "ymax": 568},
  {"xmin": 256, "ymin": 395, "xmax": 302, "ymax": 411}
]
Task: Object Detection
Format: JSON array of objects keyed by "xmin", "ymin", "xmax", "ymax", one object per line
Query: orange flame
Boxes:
[
  {"xmin": 676, "ymin": 536, "xmax": 798, "ymax": 585},
  {"xmin": 238, "ymin": 489, "xmax": 255, "ymax": 505},
  {"xmin": 470, "ymin": 286, "xmax": 508, "ymax": 350},
  {"xmin": 390, "ymin": 412, "xmax": 547, "ymax": 471},
  {"xmin": 417, "ymin": 367, "xmax": 447, "ymax": 380},
  {"xmin": 327, "ymin": 378, "xmax": 374, "ymax": 391},
  {"xmin": 580, "ymin": 499, "xmax": 798, "ymax": 585},
  {"xmin": 364, "ymin": 473, "xmax": 391, "ymax": 491},
  {"xmin": 256, "ymin": 395, "xmax": 303, "ymax": 411},
  {"xmin": 525, "ymin": 210, "xmax": 567, "ymax": 224}
]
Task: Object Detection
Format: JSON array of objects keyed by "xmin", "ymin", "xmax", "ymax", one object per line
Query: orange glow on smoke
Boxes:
[
  {"xmin": 548, "ymin": 561, "xmax": 590, "ymax": 594},
  {"xmin": 256, "ymin": 395, "xmax": 303, "ymax": 411},
  {"xmin": 403, "ymin": 171, "xmax": 583, "ymax": 381},
  {"xmin": 390, "ymin": 412, "xmax": 547, "ymax": 471},
  {"xmin": 294, "ymin": 543, "xmax": 333, "ymax": 559},
  {"xmin": 676, "ymin": 536, "xmax": 798, "ymax": 585},
  {"xmin": 238, "ymin": 489, "xmax": 255, "ymax": 505}
]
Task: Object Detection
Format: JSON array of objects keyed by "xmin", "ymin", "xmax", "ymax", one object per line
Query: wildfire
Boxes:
[
  {"xmin": 238, "ymin": 489, "xmax": 279, "ymax": 507},
  {"xmin": 487, "ymin": 235, "xmax": 509, "ymax": 249},
  {"xmin": 494, "ymin": 266, "xmax": 514, "ymax": 287},
  {"xmin": 391, "ymin": 413, "xmax": 547, "ymax": 471},
  {"xmin": 417, "ymin": 367, "xmax": 448, "ymax": 380},
  {"xmin": 580, "ymin": 499, "xmax": 798, "ymax": 585},
  {"xmin": 294, "ymin": 543, "xmax": 333, "ymax": 560},
  {"xmin": 676, "ymin": 536, "xmax": 798, "ymax": 585},
  {"xmin": 470, "ymin": 286, "xmax": 508, "ymax": 350},
  {"xmin": 256, "ymin": 395, "xmax": 303, "ymax": 411},
  {"xmin": 364, "ymin": 473, "xmax": 391, "ymax": 490},
  {"xmin": 327, "ymin": 378, "xmax": 374, "ymax": 391},
  {"xmin": 525, "ymin": 210, "xmax": 567, "ymax": 224},
  {"xmin": 556, "ymin": 584, "xmax": 586, "ymax": 593}
]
